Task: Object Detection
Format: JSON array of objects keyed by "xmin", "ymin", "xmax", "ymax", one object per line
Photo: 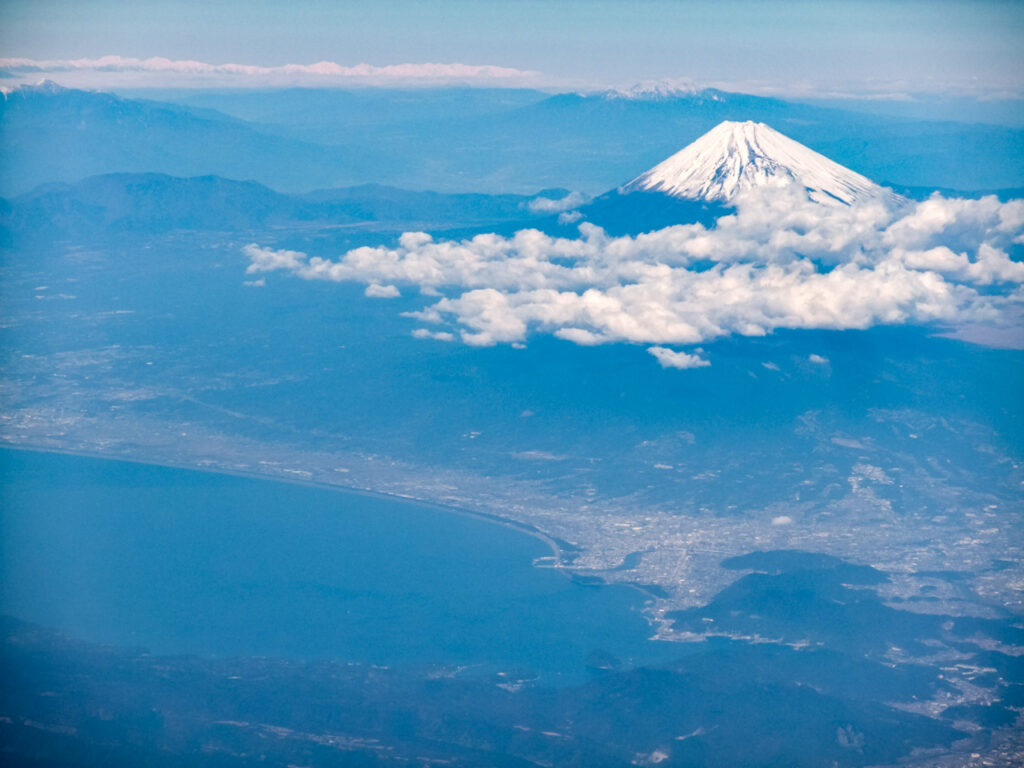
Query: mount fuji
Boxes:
[
  {"xmin": 565, "ymin": 120, "xmax": 904, "ymax": 234},
  {"xmin": 620, "ymin": 120, "xmax": 902, "ymax": 206}
]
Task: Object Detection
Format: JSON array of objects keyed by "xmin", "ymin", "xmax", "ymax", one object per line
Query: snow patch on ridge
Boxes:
[{"xmin": 593, "ymin": 80, "xmax": 705, "ymax": 101}]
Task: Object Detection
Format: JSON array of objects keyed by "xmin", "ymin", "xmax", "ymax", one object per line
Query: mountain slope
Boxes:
[
  {"xmin": 0, "ymin": 82, "xmax": 368, "ymax": 196},
  {"xmin": 621, "ymin": 120, "xmax": 899, "ymax": 205},
  {"xmin": 0, "ymin": 173, "xmax": 556, "ymax": 241}
]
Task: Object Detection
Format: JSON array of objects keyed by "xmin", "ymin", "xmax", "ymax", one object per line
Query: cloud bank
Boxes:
[
  {"xmin": 245, "ymin": 185, "xmax": 1024, "ymax": 366},
  {"xmin": 0, "ymin": 56, "xmax": 542, "ymax": 89}
]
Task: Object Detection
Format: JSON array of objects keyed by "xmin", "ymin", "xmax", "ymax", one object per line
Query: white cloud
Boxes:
[
  {"xmin": 365, "ymin": 283, "xmax": 401, "ymax": 298},
  {"xmin": 0, "ymin": 56, "xmax": 543, "ymax": 89},
  {"xmin": 771, "ymin": 515, "xmax": 794, "ymax": 526},
  {"xmin": 808, "ymin": 353, "xmax": 829, "ymax": 364},
  {"xmin": 527, "ymin": 191, "xmax": 588, "ymax": 214},
  {"xmin": 411, "ymin": 328, "xmax": 455, "ymax": 342},
  {"xmin": 244, "ymin": 187, "xmax": 1024, "ymax": 365},
  {"xmin": 244, "ymin": 244, "xmax": 307, "ymax": 272},
  {"xmin": 648, "ymin": 347, "xmax": 711, "ymax": 369}
]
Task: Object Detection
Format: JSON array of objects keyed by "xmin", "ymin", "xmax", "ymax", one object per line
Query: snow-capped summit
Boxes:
[
  {"xmin": 622, "ymin": 121, "xmax": 899, "ymax": 206},
  {"xmin": 594, "ymin": 80, "xmax": 702, "ymax": 101},
  {"xmin": 1, "ymin": 79, "xmax": 70, "ymax": 97}
]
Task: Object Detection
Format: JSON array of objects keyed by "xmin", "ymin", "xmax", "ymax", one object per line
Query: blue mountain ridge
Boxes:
[{"xmin": 3, "ymin": 82, "xmax": 1023, "ymax": 197}]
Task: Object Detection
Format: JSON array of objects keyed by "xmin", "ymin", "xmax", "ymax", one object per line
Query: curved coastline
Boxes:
[
  {"xmin": 0, "ymin": 442, "xmax": 575, "ymax": 571},
  {"xmin": 2, "ymin": 443, "xmax": 678, "ymax": 680},
  {"xmin": 1, "ymin": 444, "xmax": 671, "ymax": 637}
]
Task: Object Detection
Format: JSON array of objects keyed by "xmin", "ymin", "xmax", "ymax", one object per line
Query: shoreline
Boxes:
[
  {"xmin": 1, "ymin": 441, "xmax": 671, "ymax": 630},
  {"xmin": 0, "ymin": 440, "xmax": 574, "ymax": 569}
]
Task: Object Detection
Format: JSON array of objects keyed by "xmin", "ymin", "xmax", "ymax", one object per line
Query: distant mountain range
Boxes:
[
  {"xmin": 0, "ymin": 81, "xmax": 375, "ymax": 197},
  {"xmin": 3, "ymin": 82, "xmax": 1023, "ymax": 197},
  {"xmin": 5, "ymin": 116, "xmax": 1023, "ymax": 245},
  {"xmin": 0, "ymin": 172, "xmax": 560, "ymax": 242}
]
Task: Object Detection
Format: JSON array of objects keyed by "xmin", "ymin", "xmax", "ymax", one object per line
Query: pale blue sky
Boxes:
[{"xmin": 2, "ymin": 0, "xmax": 1022, "ymax": 96}]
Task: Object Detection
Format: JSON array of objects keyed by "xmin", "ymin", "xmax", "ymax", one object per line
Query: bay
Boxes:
[{"xmin": 0, "ymin": 448, "xmax": 669, "ymax": 683}]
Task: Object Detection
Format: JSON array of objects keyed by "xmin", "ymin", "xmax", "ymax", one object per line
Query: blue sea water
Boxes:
[{"xmin": 0, "ymin": 448, "xmax": 670, "ymax": 683}]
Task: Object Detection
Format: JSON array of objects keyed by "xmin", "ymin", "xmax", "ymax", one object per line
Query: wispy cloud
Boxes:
[
  {"xmin": 365, "ymin": 283, "xmax": 401, "ymax": 298},
  {"xmin": 245, "ymin": 185, "xmax": 1024, "ymax": 366},
  {"xmin": 648, "ymin": 347, "xmax": 711, "ymax": 370},
  {"xmin": 0, "ymin": 56, "xmax": 543, "ymax": 88},
  {"xmin": 527, "ymin": 191, "xmax": 589, "ymax": 214}
]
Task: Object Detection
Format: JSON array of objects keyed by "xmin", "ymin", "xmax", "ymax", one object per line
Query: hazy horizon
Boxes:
[{"xmin": 2, "ymin": 0, "xmax": 1023, "ymax": 98}]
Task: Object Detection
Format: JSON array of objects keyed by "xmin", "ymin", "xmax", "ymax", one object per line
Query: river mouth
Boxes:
[{"xmin": 0, "ymin": 447, "xmax": 677, "ymax": 685}]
